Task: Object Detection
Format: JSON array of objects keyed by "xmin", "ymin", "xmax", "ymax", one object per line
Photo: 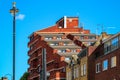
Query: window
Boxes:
[
  {"xmin": 81, "ymin": 65, "xmax": 83, "ymax": 76},
  {"xmin": 81, "ymin": 64, "xmax": 86, "ymax": 76},
  {"xmin": 81, "ymin": 36, "xmax": 84, "ymax": 40},
  {"xmin": 96, "ymin": 63, "xmax": 100, "ymax": 73},
  {"xmin": 45, "ymin": 37, "xmax": 49, "ymax": 40},
  {"xmin": 111, "ymin": 37, "xmax": 118, "ymax": 51},
  {"xmin": 62, "ymin": 50, "xmax": 66, "ymax": 53},
  {"xmin": 74, "ymin": 67, "xmax": 76, "ymax": 79},
  {"xmin": 103, "ymin": 60, "xmax": 108, "ymax": 71},
  {"xmin": 76, "ymin": 67, "xmax": 79, "ymax": 78},
  {"xmin": 73, "ymin": 67, "xmax": 79, "ymax": 79},
  {"xmin": 104, "ymin": 41, "xmax": 111, "ymax": 54},
  {"xmin": 62, "ymin": 68, "xmax": 66, "ymax": 72},
  {"xmin": 83, "ymin": 64, "xmax": 86, "ymax": 75},
  {"xmin": 30, "ymin": 35, "xmax": 34, "ymax": 41},
  {"xmin": 50, "ymin": 43, "xmax": 55, "ymax": 46},
  {"xmin": 66, "ymin": 72, "xmax": 69, "ymax": 80},
  {"xmin": 89, "ymin": 36, "xmax": 96, "ymax": 39},
  {"xmin": 58, "ymin": 50, "xmax": 62, "ymax": 53},
  {"xmin": 111, "ymin": 56, "xmax": 116, "ymax": 68},
  {"xmin": 67, "ymin": 71, "xmax": 71, "ymax": 80},
  {"xmin": 57, "ymin": 37, "xmax": 62, "ymax": 40}
]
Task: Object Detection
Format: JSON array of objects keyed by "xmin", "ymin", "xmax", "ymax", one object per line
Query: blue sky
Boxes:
[{"xmin": 0, "ymin": 0, "xmax": 120, "ymax": 79}]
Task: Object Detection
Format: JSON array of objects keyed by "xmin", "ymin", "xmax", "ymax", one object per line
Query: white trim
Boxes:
[
  {"xmin": 28, "ymin": 39, "xmax": 39, "ymax": 47},
  {"xmin": 29, "ymin": 57, "xmax": 37, "ymax": 62},
  {"xmin": 48, "ymin": 67, "xmax": 65, "ymax": 72},
  {"xmin": 96, "ymin": 63, "xmax": 100, "ymax": 73},
  {"xmin": 29, "ymin": 46, "xmax": 41, "ymax": 55},
  {"xmin": 47, "ymin": 60, "xmax": 54, "ymax": 64},
  {"xmin": 38, "ymin": 53, "xmax": 42, "ymax": 56},
  {"xmin": 64, "ymin": 16, "xmax": 67, "ymax": 28},
  {"xmin": 29, "ymin": 74, "xmax": 39, "ymax": 79}
]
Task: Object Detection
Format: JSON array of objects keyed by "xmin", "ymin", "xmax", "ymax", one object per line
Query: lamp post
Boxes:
[{"xmin": 10, "ymin": 2, "xmax": 19, "ymax": 80}]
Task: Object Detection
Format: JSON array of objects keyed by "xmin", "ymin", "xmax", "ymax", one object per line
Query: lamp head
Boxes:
[
  {"xmin": 13, "ymin": 2, "xmax": 16, "ymax": 7},
  {"xmin": 10, "ymin": 2, "xmax": 19, "ymax": 14}
]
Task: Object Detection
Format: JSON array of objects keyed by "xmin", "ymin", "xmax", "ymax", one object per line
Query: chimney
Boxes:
[{"xmin": 64, "ymin": 16, "xmax": 67, "ymax": 28}]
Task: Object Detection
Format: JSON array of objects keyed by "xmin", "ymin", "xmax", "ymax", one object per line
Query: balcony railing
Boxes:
[
  {"xmin": 45, "ymin": 39, "xmax": 71, "ymax": 42},
  {"xmin": 104, "ymin": 40, "xmax": 120, "ymax": 54},
  {"xmin": 58, "ymin": 52, "xmax": 79, "ymax": 56},
  {"xmin": 79, "ymin": 39, "xmax": 97, "ymax": 42},
  {"xmin": 29, "ymin": 71, "xmax": 39, "ymax": 79},
  {"xmin": 28, "ymin": 37, "xmax": 39, "ymax": 47},
  {"xmin": 28, "ymin": 45, "xmax": 41, "ymax": 56},
  {"xmin": 28, "ymin": 53, "xmax": 38, "ymax": 64},
  {"xmin": 49, "ymin": 45, "xmax": 81, "ymax": 49}
]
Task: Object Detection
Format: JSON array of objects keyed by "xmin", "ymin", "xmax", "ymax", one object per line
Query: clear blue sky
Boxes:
[{"xmin": 0, "ymin": 0, "xmax": 120, "ymax": 79}]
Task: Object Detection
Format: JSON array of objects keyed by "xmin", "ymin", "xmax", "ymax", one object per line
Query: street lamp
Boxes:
[{"xmin": 10, "ymin": 2, "xmax": 19, "ymax": 80}]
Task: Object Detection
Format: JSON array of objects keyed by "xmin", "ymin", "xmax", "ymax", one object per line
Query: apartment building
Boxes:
[
  {"xmin": 28, "ymin": 16, "xmax": 97, "ymax": 80},
  {"xmin": 95, "ymin": 32, "xmax": 120, "ymax": 80},
  {"xmin": 88, "ymin": 32, "xmax": 120, "ymax": 80}
]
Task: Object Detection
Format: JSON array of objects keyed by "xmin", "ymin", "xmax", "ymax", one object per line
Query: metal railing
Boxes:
[{"xmin": 104, "ymin": 40, "xmax": 120, "ymax": 54}]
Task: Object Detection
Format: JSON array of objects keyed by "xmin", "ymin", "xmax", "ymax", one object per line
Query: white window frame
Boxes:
[
  {"xmin": 81, "ymin": 64, "xmax": 86, "ymax": 76},
  {"xmin": 96, "ymin": 63, "xmax": 100, "ymax": 73},
  {"xmin": 111, "ymin": 37, "xmax": 119, "ymax": 51},
  {"xmin": 81, "ymin": 64, "xmax": 83, "ymax": 76},
  {"xmin": 104, "ymin": 41, "xmax": 111, "ymax": 54},
  {"xmin": 76, "ymin": 67, "xmax": 79, "ymax": 78},
  {"xmin": 83, "ymin": 64, "xmax": 86, "ymax": 75},
  {"xmin": 111, "ymin": 56, "xmax": 117, "ymax": 68}
]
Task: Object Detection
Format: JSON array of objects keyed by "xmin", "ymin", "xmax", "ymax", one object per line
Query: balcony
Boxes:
[
  {"xmin": 29, "ymin": 71, "xmax": 39, "ymax": 80},
  {"xmin": 79, "ymin": 39, "xmax": 97, "ymax": 42},
  {"xmin": 28, "ymin": 45, "xmax": 41, "ymax": 56},
  {"xmin": 72, "ymin": 33, "xmax": 96, "ymax": 36},
  {"xmin": 47, "ymin": 63, "xmax": 56, "ymax": 71},
  {"xmin": 104, "ymin": 40, "xmax": 120, "ymax": 54},
  {"xmin": 45, "ymin": 39, "xmax": 71, "ymax": 42},
  {"xmin": 29, "ymin": 66, "xmax": 38, "ymax": 71},
  {"xmin": 28, "ymin": 53, "xmax": 38, "ymax": 64},
  {"xmin": 28, "ymin": 37, "xmax": 39, "ymax": 47},
  {"xmin": 58, "ymin": 52, "xmax": 79, "ymax": 57},
  {"xmin": 29, "ymin": 61, "xmax": 39, "ymax": 71},
  {"xmin": 49, "ymin": 45, "xmax": 81, "ymax": 49}
]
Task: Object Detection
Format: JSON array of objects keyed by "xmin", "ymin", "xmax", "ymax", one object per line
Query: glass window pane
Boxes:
[
  {"xmin": 103, "ymin": 60, "xmax": 108, "ymax": 71},
  {"xmin": 111, "ymin": 56, "xmax": 116, "ymax": 68},
  {"xmin": 83, "ymin": 64, "xmax": 86, "ymax": 75},
  {"xmin": 96, "ymin": 63, "xmax": 100, "ymax": 73},
  {"xmin": 81, "ymin": 65, "xmax": 83, "ymax": 76}
]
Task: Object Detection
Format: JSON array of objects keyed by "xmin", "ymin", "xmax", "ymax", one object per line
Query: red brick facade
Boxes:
[
  {"xmin": 27, "ymin": 16, "xmax": 97, "ymax": 80},
  {"xmin": 89, "ymin": 33, "xmax": 120, "ymax": 80}
]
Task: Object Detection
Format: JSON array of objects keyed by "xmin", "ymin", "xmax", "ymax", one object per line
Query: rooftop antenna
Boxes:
[
  {"xmin": 80, "ymin": 23, "xmax": 84, "ymax": 28},
  {"xmin": 96, "ymin": 27, "xmax": 98, "ymax": 35},
  {"xmin": 101, "ymin": 24, "xmax": 104, "ymax": 32},
  {"xmin": 97, "ymin": 24, "xmax": 104, "ymax": 33}
]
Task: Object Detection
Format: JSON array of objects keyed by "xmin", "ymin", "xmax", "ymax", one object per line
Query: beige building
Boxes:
[{"xmin": 66, "ymin": 46, "xmax": 96, "ymax": 80}]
